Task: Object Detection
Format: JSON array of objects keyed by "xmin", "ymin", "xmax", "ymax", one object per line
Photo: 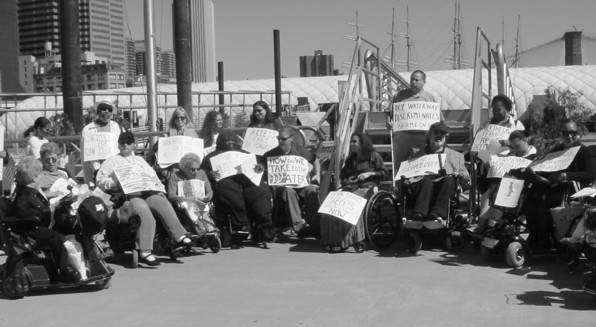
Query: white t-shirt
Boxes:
[{"xmin": 27, "ymin": 136, "xmax": 49, "ymax": 159}]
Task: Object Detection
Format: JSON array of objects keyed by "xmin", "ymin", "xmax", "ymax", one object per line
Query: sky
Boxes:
[{"xmin": 124, "ymin": 0, "xmax": 596, "ymax": 81}]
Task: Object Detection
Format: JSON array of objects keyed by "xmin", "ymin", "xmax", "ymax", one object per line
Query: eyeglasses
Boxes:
[
  {"xmin": 98, "ymin": 105, "xmax": 113, "ymax": 113},
  {"xmin": 119, "ymin": 140, "xmax": 134, "ymax": 146},
  {"xmin": 277, "ymin": 136, "xmax": 292, "ymax": 142},
  {"xmin": 190, "ymin": 168, "xmax": 201, "ymax": 172},
  {"xmin": 43, "ymin": 157, "xmax": 58, "ymax": 163},
  {"xmin": 561, "ymin": 130, "xmax": 579, "ymax": 137},
  {"xmin": 175, "ymin": 116, "xmax": 187, "ymax": 121}
]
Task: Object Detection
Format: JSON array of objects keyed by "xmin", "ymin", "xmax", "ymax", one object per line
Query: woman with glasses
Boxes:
[
  {"xmin": 199, "ymin": 111, "xmax": 224, "ymax": 147},
  {"xmin": 168, "ymin": 107, "xmax": 198, "ymax": 137},
  {"xmin": 248, "ymin": 101, "xmax": 283, "ymax": 130},
  {"xmin": 25, "ymin": 117, "xmax": 52, "ymax": 159},
  {"xmin": 166, "ymin": 152, "xmax": 213, "ymax": 211},
  {"xmin": 96, "ymin": 131, "xmax": 192, "ymax": 266},
  {"xmin": 36, "ymin": 142, "xmax": 70, "ymax": 200}
]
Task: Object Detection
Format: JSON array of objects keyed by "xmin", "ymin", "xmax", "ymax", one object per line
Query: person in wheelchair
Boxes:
[
  {"xmin": 523, "ymin": 119, "xmax": 595, "ymax": 250},
  {"xmin": 96, "ymin": 131, "xmax": 192, "ymax": 266},
  {"xmin": 166, "ymin": 153, "xmax": 213, "ymax": 222},
  {"xmin": 262, "ymin": 126, "xmax": 322, "ymax": 238},
  {"xmin": 200, "ymin": 129, "xmax": 274, "ymax": 243},
  {"xmin": 402, "ymin": 122, "xmax": 469, "ymax": 227},
  {"xmin": 36, "ymin": 142, "xmax": 76, "ymax": 201},
  {"xmin": 12, "ymin": 156, "xmax": 80, "ymax": 281},
  {"xmin": 320, "ymin": 132, "xmax": 388, "ymax": 252},
  {"xmin": 560, "ymin": 207, "xmax": 596, "ymax": 293}
]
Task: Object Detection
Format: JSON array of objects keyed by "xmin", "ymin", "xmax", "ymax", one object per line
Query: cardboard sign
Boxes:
[
  {"xmin": 209, "ymin": 151, "xmax": 248, "ymax": 181},
  {"xmin": 267, "ymin": 155, "xmax": 309, "ymax": 187},
  {"xmin": 471, "ymin": 125, "xmax": 511, "ymax": 152},
  {"xmin": 157, "ymin": 136, "xmax": 204, "ymax": 166},
  {"xmin": 529, "ymin": 146, "xmax": 580, "ymax": 172},
  {"xmin": 392, "ymin": 101, "xmax": 441, "ymax": 132},
  {"xmin": 177, "ymin": 179, "xmax": 206, "ymax": 199},
  {"xmin": 203, "ymin": 145, "xmax": 216, "ymax": 157},
  {"xmin": 83, "ymin": 132, "xmax": 119, "ymax": 162},
  {"xmin": 113, "ymin": 163, "xmax": 166, "ymax": 194},
  {"xmin": 240, "ymin": 153, "xmax": 264, "ymax": 186},
  {"xmin": 241, "ymin": 128, "xmax": 279, "ymax": 155},
  {"xmin": 395, "ymin": 154, "xmax": 445, "ymax": 180},
  {"xmin": 487, "ymin": 156, "xmax": 533, "ymax": 178},
  {"xmin": 494, "ymin": 177, "xmax": 525, "ymax": 208},
  {"xmin": 318, "ymin": 191, "xmax": 368, "ymax": 225}
]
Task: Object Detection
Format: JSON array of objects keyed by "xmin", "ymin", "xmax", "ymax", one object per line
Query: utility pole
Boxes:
[
  {"xmin": 173, "ymin": 0, "xmax": 193, "ymax": 121},
  {"xmin": 59, "ymin": 0, "xmax": 83, "ymax": 133}
]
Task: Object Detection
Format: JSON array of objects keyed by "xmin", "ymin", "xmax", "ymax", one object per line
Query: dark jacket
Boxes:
[{"xmin": 14, "ymin": 184, "xmax": 52, "ymax": 228}]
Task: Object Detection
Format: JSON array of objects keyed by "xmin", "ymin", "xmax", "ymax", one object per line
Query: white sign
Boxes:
[
  {"xmin": 83, "ymin": 132, "xmax": 119, "ymax": 162},
  {"xmin": 157, "ymin": 136, "xmax": 204, "ymax": 166},
  {"xmin": 240, "ymin": 153, "xmax": 264, "ymax": 186},
  {"xmin": 318, "ymin": 191, "xmax": 367, "ymax": 225},
  {"xmin": 177, "ymin": 179, "xmax": 206, "ymax": 199},
  {"xmin": 494, "ymin": 177, "xmax": 525, "ymax": 208},
  {"xmin": 203, "ymin": 145, "xmax": 216, "ymax": 157},
  {"xmin": 529, "ymin": 146, "xmax": 580, "ymax": 172},
  {"xmin": 209, "ymin": 151, "xmax": 248, "ymax": 181},
  {"xmin": 395, "ymin": 154, "xmax": 445, "ymax": 180},
  {"xmin": 241, "ymin": 128, "xmax": 279, "ymax": 155},
  {"xmin": 113, "ymin": 163, "xmax": 166, "ymax": 194},
  {"xmin": 471, "ymin": 125, "xmax": 511, "ymax": 152},
  {"xmin": 267, "ymin": 155, "xmax": 309, "ymax": 187},
  {"xmin": 487, "ymin": 156, "xmax": 532, "ymax": 178},
  {"xmin": 392, "ymin": 101, "xmax": 441, "ymax": 132}
]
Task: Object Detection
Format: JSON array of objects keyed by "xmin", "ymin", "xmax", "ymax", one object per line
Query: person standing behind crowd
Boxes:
[
  {"xmin": 168, "ymin": 107, "xmax": 198, "ymax": 137},
  {"xmin": 81, "ymin": 99, "xmax": 126, "ymax": 185},
  {"xmin": 199, "ymin": 111, "xmax": 224, "ymax": 148},
  {"xmin": 248, "ymin": 101, "xmax": 283, "ymax": 130},
  {"xmin": 25, "ymin": 117, "xmax": 52, "ymax": 159}
]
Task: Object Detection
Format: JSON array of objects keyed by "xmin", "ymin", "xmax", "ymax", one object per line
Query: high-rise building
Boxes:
[
  {"xmin": 299, "ymin": 50, "xmax": 335, "ymax": 77},
  {"xmin": 134, "ymin": 40, "xmax": 162, "ymax": 77},
  {"xmin": 161, "ymin": 51, "xmax": 176, "ymax": 81},
  {"xmin": 18, "ymin": 55, "xmax": 37, "ymax": 93},
  {"xmin": 1, "ymin": 0, "xmax": 24, "ymax": 92},
  {"xmin": 189, "ymin": 0, "xmax": 216, "ymax": 82},
  {"xmin": 124, "ymin": 38, "xmax": 136, "ymax": 85},
  {"xmin": 17, "ymin": 0, "xmax": 125, "ymax": 68}
]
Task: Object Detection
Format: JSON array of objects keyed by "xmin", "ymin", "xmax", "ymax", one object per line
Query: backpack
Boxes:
[{"xmin": 77, "ymin": 196, "xmax": 109, "ymax": 236}]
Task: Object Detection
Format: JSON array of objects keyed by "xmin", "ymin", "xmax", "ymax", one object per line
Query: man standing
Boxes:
[{"xmin": 262, "ymin": 126, "xmax": 321, "ymax": 238}]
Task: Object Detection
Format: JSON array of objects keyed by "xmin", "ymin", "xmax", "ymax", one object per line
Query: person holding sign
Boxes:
[
  {"xmin": 522, "ymin": 119, "xmax": 595, "ymax": 250},
  {"xmin": 96, "ymin": 132, "xmax": 192, "ymax": 266},
  {"xmin": 389, "ymin": 70, "xmax": 442, "ymax": 180},
  {"xmin": 81, "ymin": 99, "xmax": 127, "ymax": 185},
  {"xmin": 402, "ymin": 122, "xmax": 469, "ymax": 224},
  {"xmin": 201, "ymin": 130, "xmax": 273, "ymax": 244},
  {"xmin": 249, "ymin": 101, "xmax": 283, "ymax": 130},
  {"xmin": 480, "ymin": 95, "xmax": 525, "ymax": 132},
  {"xmin": 166, "ymin": 152, "xmax": 213, "ymax": 214},
  {"xmin": 320, "ymin": 133, "xmax": 388, "ymax": 252},
  {"xmin": 262, "ymin": 126, "xmax": 321, "ymax": 238}
]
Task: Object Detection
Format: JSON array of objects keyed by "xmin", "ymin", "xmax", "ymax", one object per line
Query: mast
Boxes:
[
  {"xmin": 449, "ymin": 1, "xmax": 463, "ymax": 69},
  {"xmin": 143, "ymin": 0, "xmax": 158, "ymax": 144},
  {"xmin": 513, "ymin": 16, "xmax": 521, "ymax": 68},
  {"xmin": 390, "ymin": 8, "xmax": 396, "ymax": 69}
]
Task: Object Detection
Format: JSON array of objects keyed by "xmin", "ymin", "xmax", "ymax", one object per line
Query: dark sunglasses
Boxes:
[
  {"xmin": 98, "ymin": 105, "xmax": 113, "ymax": 112},
  {"xmin": 119, "ymin": 140, "xmax": 134, "ymax": 146},
  {"xmin": 277, "ymin": 136, "xmax": 292, "ymax": 142},
  {"xmin": 561, "ymin": 130, "xmax": 579, "ymax": 137}
]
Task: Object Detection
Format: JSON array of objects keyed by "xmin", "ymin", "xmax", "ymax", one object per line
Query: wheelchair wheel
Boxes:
[
  {"xmin": 364, "ymin": 190, "xmax": 399, "ymax": 249},
  {"xmin": 209, "ymin": 235, "xmax": 221, "ymax": 253},
  {"xmin": 2, "ymin": 273, "xmax": 28, "ymax": 299},
  {"xmin": 406, "ymin": 231, "xmax": 422, "ymax": 254},
  {"xmin": 131, "ymin": 250, "xmax": 139, "ymax": 269},
  {"xmin": 506, "ymin": 241, "xmax": 526, "ymax": 269},
  {"xmin": 95, "ymin": 278, "xmax": 112, "ymax": 290},
  {"xmin": 445, "ymin": 231, "xmax": 465, "ymax": 252}
]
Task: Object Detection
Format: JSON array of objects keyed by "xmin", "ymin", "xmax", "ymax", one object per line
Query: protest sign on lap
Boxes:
[
  {"xmin": 395, "ymin": 154, "xmax": 445, "ymax": 180},
  {"xmin": 318, "ymin": 191, "xmax": 367, "ymax": 225},
  {"xmin": 529, "ymin": 146, "xmax": 580, "ymax": 172},
  {"xmin": 267, "ymin": 155, "xmax": 310, "ymax": 187},
  {"xmin": 83, "ymin": 132, "xmax": 119, "ymax": 162},
  {"xmin": 487, "ymin": 156, "xmax": 533, "ymax": 178},
  {"xmin": 471, "ymin": 125, "xmax": 511, "ymax": 152},
  {"xmin": 177, "ymin": 180, "xmax": 206, "ymax": 199},
  {"xmin": 114, "ymin": 163, "xmax": 166, "ymax": 194}
]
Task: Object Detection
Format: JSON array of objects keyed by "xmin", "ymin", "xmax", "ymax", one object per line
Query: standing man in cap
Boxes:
[{"xmin": 81, "ymin": 99, "xmax": 127, "ymax": 185}]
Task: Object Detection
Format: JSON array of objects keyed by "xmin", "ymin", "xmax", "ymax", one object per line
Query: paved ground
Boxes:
[{"xmin": 0, "ymin": 237, "xmax": 594, "ymax": 327}]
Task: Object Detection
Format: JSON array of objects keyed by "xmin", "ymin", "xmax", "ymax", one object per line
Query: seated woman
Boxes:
[
  {"xmin": 523, "ymin": 118, "xmax": 595, "ymax": 250},
  {"xmin": 96, "ymin": 131, "xmax": 192, "ymax": 266},
  {"xmin": 13, "ymin": 156, "xmax": 78, "ymax": 281},
  {"xmin": 403, "ymin": 122, "xmax": 469, "ymax": 226},
  {"xmin": 200, "ymin": 129, "xmax": 273, "ymax": 243},
  {"xmin": 165, "ymin": 153, "xmax": 213, "ymax": 220},
  {"xmin": 36, "ymin": 142, "xmax": 72, "ymax": 200},
  {"xmin": 320, "ymin": 132, "xmax": 388, "ymax": 252},
  {"xmin": 168, "ymin": 107, "xmax": 198, "ymax": 137},
  {"xmin": 198, "ymin": 111, "xmax": 224, "ymax": 148},
  {"xmin": 248, "ymin": 101, "xmax": 283, "ymax": 130}
]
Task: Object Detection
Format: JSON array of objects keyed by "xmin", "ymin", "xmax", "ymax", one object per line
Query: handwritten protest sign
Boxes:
[
  {"xmin": 209, "ymin": 151, "xmax": 248, "ymax": 181},
  {"xmin": 392, "ymin": 101, "xmax": 441, "ymax": 132},
  {"xmin": 177, "ymin": 179, "xmax": 206, "ymax": 199},
  {"xmin": 83, "ymin": 132, "xmax": 119, "ymax": 162},
  {"xmin": 471, "ymin": 125, "xmax": 511, "ymax": 152},
  {"xmin": 529, "ymin": 146, "xmax": 580, "ymax": 172},
  {"xmin": 395, "ymin": 154, "xmax": 445, "ymax": 180},
  {"xmin": 203, "ymin": 145, "xmax": 216, "ymax": 157},
  {"xmin": 157, "ymin": 136, "xmax": 204, "ymax": 166},
  {"xmin": 494, "ymin": 177, "xmax": 524, "ymax": 208},
  {"xmin": 318, "ymin": 191, "xmax": 367, "ymax": 225},
  {"xmin": 240, "ymin": 153, "xmax": 264, "ymax": 186},
  {"xmin": 487, "ymin": 156, "xmax": 532, "ymax": 178},
  {"xmin": 267, "ymin": 155, "xmax": 309, "ymax": 187},
  {"xmin": 113, "ymin": 163, "xmax": 166, "ymax": 194},
  {"xmin": 242, "ymin": 128, "xmax": 279, "ymax": 155}
]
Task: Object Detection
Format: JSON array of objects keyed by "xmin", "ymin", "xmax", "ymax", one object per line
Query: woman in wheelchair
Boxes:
[
  {"xmin": 522, "ymin": 119, "xmax": 596, "ymax": 250},
  {"xmin": 13, "ymin": 156, "xmax": 79, "ymax": 281},
  {"xmin": 96, "ymin": 132, "xmax": 192, "ymax": 266},
  {"xmin": 166, "ymin": 153, "xmax": 213, "ymax": 221},
  {"xmin": 320, "ymin": 133, "xmax": 388, "ymax": 252},
  {"xmin": 402, "ymin": 122, "xmax": 469, "ymax": 227}
]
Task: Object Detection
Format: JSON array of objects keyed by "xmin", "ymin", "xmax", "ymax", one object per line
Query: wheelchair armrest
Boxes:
[{"xmin": 1, "ymin": 215, "xmax": 41, "ymax": 228}]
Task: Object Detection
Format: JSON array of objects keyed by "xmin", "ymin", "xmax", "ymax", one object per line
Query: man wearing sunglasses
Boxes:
[
  {"xmin": 81, "ymin": 99, "xmax": 127, "ymax": 184},
  {"xmin": 262, "ymin": 126, "xmax": 321, "ymax": 238}
]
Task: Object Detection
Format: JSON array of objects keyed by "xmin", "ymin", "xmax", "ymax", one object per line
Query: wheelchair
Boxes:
[
  {"xmin": 0, "ymin": 198, "xmax": 113, "ymax": 299},
  {"xmin": 173, "ymin": 201, "xmax": 221, "ymax": 253},
  {"xmin": 211, "ymin": 197, "xmax": 269, "ymax": 249}
]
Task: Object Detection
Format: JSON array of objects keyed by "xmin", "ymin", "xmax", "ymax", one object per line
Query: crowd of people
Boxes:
[{"xmin": 2, "ymin": 75, "xmax": 596, "ymax": 293}]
